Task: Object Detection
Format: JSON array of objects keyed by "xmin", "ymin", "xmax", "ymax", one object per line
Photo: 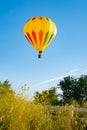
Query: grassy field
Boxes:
[{"xmin": 0, "ymin": 92, "xmax": 87, "ymax": 130}]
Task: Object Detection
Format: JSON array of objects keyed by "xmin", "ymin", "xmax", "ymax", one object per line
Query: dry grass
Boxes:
[{"xmin": 0, "ymin": 92, "xmax": 87, "ymax": 130}]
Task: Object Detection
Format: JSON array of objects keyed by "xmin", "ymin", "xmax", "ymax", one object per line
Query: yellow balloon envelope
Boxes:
[{"xmin": 24, "ymin": 16, "xmax": 57, "ymax": 58}]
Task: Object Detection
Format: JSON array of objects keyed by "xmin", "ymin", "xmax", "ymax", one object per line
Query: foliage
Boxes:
[
  {"xmin": 34, "ymin": 87, "xmax": 60, "ymax": 105},
  {"xmin": 0, "ymin": 91, "xmax": 52, "ymax": 130},
  {"xmin": 0, "ymin": 78, "xmax": 87, "ymax": 130},
  {"xmin": 0, "ymin": 80, "xmax": 15, "ymax": 95},
  {"xmin": 58, "ymin": 75, "xmax": 87, "ymax": 104}
]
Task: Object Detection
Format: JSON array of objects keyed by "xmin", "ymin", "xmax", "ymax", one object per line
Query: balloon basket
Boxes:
[{"xmin": 38, "ymin": 51, "xmax": 42, "ymax": 58}]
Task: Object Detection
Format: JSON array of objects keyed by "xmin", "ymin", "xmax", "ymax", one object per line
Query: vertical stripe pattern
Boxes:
[{"xmin": 24, "ymin": 16, "xmax": 57, "ymax": 52}]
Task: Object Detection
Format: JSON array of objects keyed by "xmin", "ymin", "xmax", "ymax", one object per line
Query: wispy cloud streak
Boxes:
[
  {"xmin": 82, "ymin": 70, "xmax": 87, "ymax": 74},
  {"xmin": 36, "ymin": 69, "xmax": 79, "ymax": 86}
]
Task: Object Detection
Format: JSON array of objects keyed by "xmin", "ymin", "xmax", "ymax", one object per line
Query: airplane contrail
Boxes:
[
  {"xmin": 82, "ymin": 70, "xmax": 87, "ymax": 74},
  {"xmin": 36, "ymin": 69, "xmax": 79, "ymax": 86}
]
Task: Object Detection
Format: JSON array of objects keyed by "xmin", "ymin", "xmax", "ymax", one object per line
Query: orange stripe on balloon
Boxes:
[
  {"xmin": 39, "ymin": 30, "xmax": 43, "ymax": 44},
  {"xmin": 26, "ymin": 32, "xmax": 34, "ymax": 45},
  {"xmin": 39, "ymin": 17, "xmax": 43, "ymax": 20},
  {"xmin": 32, "ymin": 17, "xmax": 36, "ymax": 20},
  {"xmin": 32, "ymin": 30, "xmax": 37, "ymax": 44}
]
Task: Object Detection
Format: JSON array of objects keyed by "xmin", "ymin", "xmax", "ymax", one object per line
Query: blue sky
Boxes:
[{"xmin": 0, "ymin": 0, "xmax": 87, "ymax": 97}]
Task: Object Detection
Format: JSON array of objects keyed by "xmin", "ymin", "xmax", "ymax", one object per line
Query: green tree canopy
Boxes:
[{"xmin": 58, "ymin": 75, "xmax": 87, "ymax": 104}]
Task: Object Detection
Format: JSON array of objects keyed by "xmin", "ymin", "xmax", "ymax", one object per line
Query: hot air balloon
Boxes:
[{"xmin": 24, "ymin": 16, "xmax": 57, "ymax": 58}]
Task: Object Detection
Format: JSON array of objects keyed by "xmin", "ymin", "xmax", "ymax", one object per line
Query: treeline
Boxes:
[
  {"xmin": 34, "ymin": 75, "xmax": 87, "ymax": 105},
  {"xmin": 0, "ymin": 75, "xmax": 87, "ymax": 130}
]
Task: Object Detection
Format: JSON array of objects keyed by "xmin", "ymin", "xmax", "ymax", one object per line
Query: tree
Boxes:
[
  {"xmin": 58, "ymin": 75, "xmax": 87, "ymax": 104},
  {"xmin": 77, "ymin": 75, "xmax": 87, "ymax": 101},
  {"xmin": 0, "ymin": 80, "xmax": 15, "ymax": 95},
  {"xmin": 34, "ymin": 87, "xmax": 60, "ymax": 105}
]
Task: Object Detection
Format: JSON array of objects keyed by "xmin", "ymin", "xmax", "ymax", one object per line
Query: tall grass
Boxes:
[
  {"xmin": 0, "ymin": 92, "xmax": 87, "ymax": 130},
  {"xmin": 0, "ymin": 92, "xmax": 52, "ymax": 130}
]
